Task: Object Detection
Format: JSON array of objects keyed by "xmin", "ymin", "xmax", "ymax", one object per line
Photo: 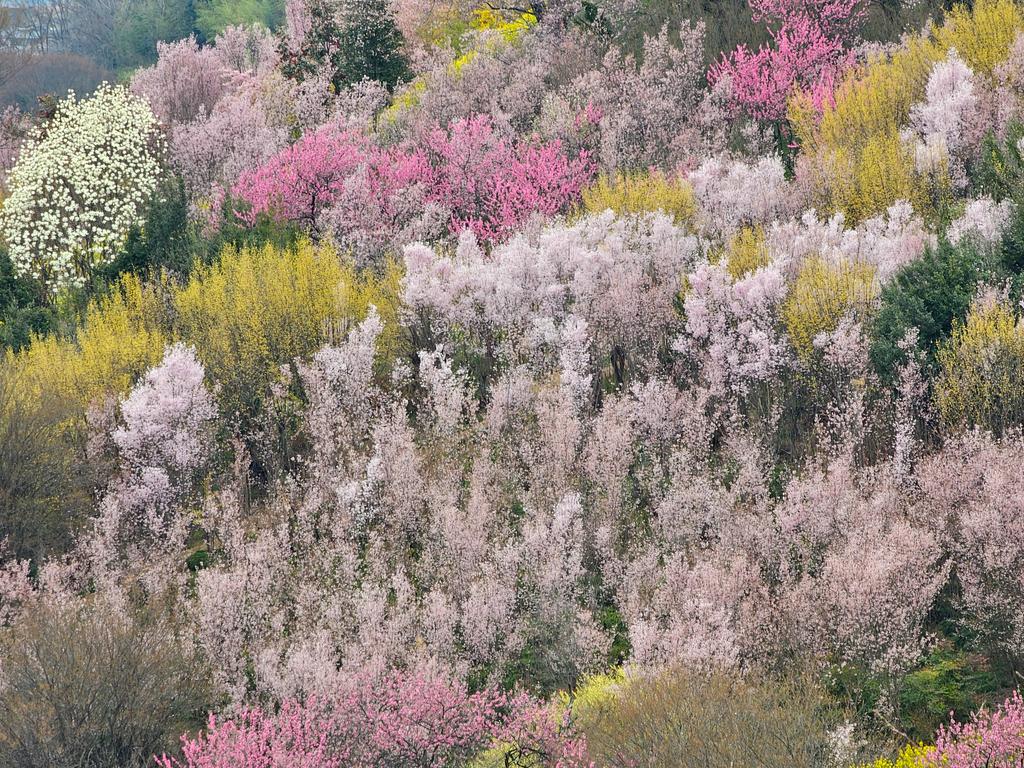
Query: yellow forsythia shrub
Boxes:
[
  {"xmin": 9, "ymin": 273, "xmax": 168, "ymax": 407},
  {"xmin": 935, "ymin": 295, "xmax": 1024, "ymax": 434},
  {"xmin": 934, "ymin": 0, "xmax": 1024, "ymax": 76},
  {"xmin": 560, "ymin": 668, "xmax": 628, "ymax": 725},
  {"xmin": 725, "ymin": 225, "xmax": 770, "ymax": 279},
  {"xmin": 173, "ymin": 241, "xmax": 402, "ymax": 416},
  {"xmin": 334, "ymin": 256, "xmax": 407, "ymax": 370},
  {"xmin": 790, "ymin": 0, "xmax": 1022, "ymax": 223},
  {"xmin": 783, "ymin": 257, "xmax": 878, "ymax": 361},
  {"xmin": 581, "ymin": 172, "xmax": 696, "ymax": 224},
  {"xmin": 470, "ymin": 6, "xmax": 536, "ymax": 42},
  {"xmin": 859, "ymin": 743, "xmax": 933, "ymax": 768}
]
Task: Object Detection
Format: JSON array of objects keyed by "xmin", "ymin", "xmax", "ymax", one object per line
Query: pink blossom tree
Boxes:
[
  {"xmin": 130, "ymin": 36, "xmax": 229, "ymax": 126},
  {"xmin": 157, "ymin": 671, "xmax": 592, "ymax": 768},
  {"xmin": 928, "ymin": 689, "xmax": 1024, "ymax": 768},
  {"xmin": 231, "ymin": 126, "xmax": 376, "ymax": 236},
  {"xmin": 709, "ymin": 0, "xmax": 866, "ymax": 121},
  {"xmin": 414, "ymin": 115, "xmax": 594, "ymax": 242},
  {"xmin": 232, "ymin": 115, "xmax": 593, "ymax": 246},
  {"xmin": 92, "ymin": 344, "xmax": 218, "ymax": 573}
]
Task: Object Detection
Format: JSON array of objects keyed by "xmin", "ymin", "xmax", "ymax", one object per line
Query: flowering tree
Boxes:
[
  {"xmin": 231, "ymin": 127, "xmax": 376, "ymax": 236},
  {"xmin": 157, "ymin": 671, "xmax": 590, "ymax": 768},
  {"xmin": 0, "ymin": 84, "xmax": 164, "ymax": 292},
  {"xmin": 232, "ymin": 116, "xmax": 593, "ymax": 245},
  {"xmin": 414, "ymin": 115, "xmax": 594, "ymax": 242},
  {"xmin": 170, "ymin": 85, "xmax": 289, "ymax": 207},
  {"xmin": 709, "ymin": 0, "xmax": 866, "ymax": 121},
  {"xmin": 130, "ymin": 36, "xmax": 229, "ymax": 126},
  {"xmin": 927, "ymin": 690, "xmax": 1024, "ymax": 768},
  {"xmin": 92, "ymin": 344, "xmax": 218, "ymax": 571}
]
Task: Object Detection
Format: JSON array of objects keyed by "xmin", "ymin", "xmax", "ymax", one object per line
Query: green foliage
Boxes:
[
  {"xmin": 115, "ymin": 0, "xmax": 195, "ymax": 68},
  {"xmin": 280, "ymin": 0, "xmax": 410, "ymax": 91},
  {"xmin": 0, "ymin": 249, "xmax": 54, "ymax": 352},
  {"xmin": 898, "ymin": 648, "xmax": 1000, "ymax": 742},
  {"xmin": 102, "ymin": 176, "xmax": 199, "ymax": 280},
  {"xmin": 194, "ymin": 0, "xmax": 283, "ymax": 39},
  {"xmin": 970, "ymin": 124, "xmax": 1024, "ymax": 201},
  {"xmin": 869, "ymin": 240, "xmax": 986, "ymax": 378},
  {"xmin": 998, "ymin": 183, "xmax": 1024, "ymax": 276}
]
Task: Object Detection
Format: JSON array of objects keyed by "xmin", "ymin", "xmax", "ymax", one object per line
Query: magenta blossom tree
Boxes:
[
  {"xmin": 157, "ymin": 670, "xmax": 591, "ymax": 768},
  {"xmin": 928, "ymin": 690, "xmax": 1024, "ymax": 768},
  {"xmin": 231, "ymin": 116, "xmax": 594, "ymax": 246},
  {"xmin": 231, "ymin": 127, "xmax": 377, "ymax": 236},
  {"xmin": 709, "ymin": 0, "xmax": 866, "ymax": 121},
  {"xmin": 415, "ymin": 115, "xmax": 595, "ymax": 243}
]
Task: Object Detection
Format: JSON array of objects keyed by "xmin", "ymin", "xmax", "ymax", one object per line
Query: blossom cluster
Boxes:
[{"xmin": 0, "ymin": 84, "xmax": 163, "ymax": 290}]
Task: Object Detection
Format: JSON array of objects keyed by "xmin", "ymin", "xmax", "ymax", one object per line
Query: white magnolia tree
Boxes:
[{"xmin": 0, "ymin": 83, "xmax": 163, "ymax": 292}]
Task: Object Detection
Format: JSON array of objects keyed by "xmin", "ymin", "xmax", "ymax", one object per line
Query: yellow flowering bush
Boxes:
[
  {"xmin": 9, "ymin": 273, "xmax": 168, "ymax": 408},
  {"xmin": 935, "ymin": 295, "xmax": 1024, "ymax": 434},
  {"xmin": 859, "ymin": 743, "xmax": 933, "ymax": 768},
  {"xmin": 581, "ymin": 172, "xmax": 696, "ymax": 224},
  {"xmin": 173, "ymin": 241, "xmax": 403, "ymax": 416},
  {"xmin": 724, "ymin": 225, "xmax": 770, "ymax": 279},
  {"xmin": 782, "ymin": 257, "xmax": 878, "ymax": 361},
  {"xmin": 790, "ymin": 0, "xmax": 1023, "ymax": 223}
]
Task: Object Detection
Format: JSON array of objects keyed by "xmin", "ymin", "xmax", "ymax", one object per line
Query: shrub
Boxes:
[
  {"xmin": 869, "ymin": 239, "xmax": 985, "ymax": 378},
  {"xmin": 898, "ymin": 649, "xmax": 1001, "ymax": 742},
  {"xmin": 0, "ymin": 601, "xmax": 211, "ymax": 768},
  {"xmin": 782, "ymin": 256, "xmax": 878, "ymax": 362},
  {"xmin": 0, "ymin": 362, "xmax": 92, "ymax": 563},
  {"xmin": 971, "ymin": 124, "xmax": 1024, "ymax": 202},
  {"xmin": 103, "ymin": 176, "xmax": 198, "ymax": 280},
  {"xmin": 578, "ymin": 668, "xmax": 837, "ymax": 768},
  {"xmin": 724, "ymin": 225, "xmax": 770, "ymax": 279},
  {"xmin": 934, "ymin": 294, "xmax": 1024, "ymax": 434},
  {"xmin": 860, "ymin": 743, "xmax": 932, "ymax": 768},
  {"xmin": 173, "ymin": 241, "xmax": 402, "ymax": 423},
  {"xmin": 0, "ymin": 84, "xmax": 164, "ymax": 293},
  {"xmin": 791, "ymin": 0, "xmax": 1023, "ymax": 223},
  {"xmin": 933, "ymin": 0, "xmax": 1024, "ymax": 78},
  {"xmin": 832, "ymin": 130, "xmax": 932, "ymax": 226},
  {"xmin": 158, "ymin": 671, "xmax": 588, "ymax": 768},
  {"xmin": 0, "ymin": 248, "xmax": 53, "ymax": 352},
  {"xmin": 10, "ymin": 273, "xmax": 169, "ymax": 410},
  {"xmin": 927, "ymin": 689, "xmax": 1024, "ymax": 768},
  {"xmin": 580, "ymin": 171, "xmax": 696, "ymax": 223}
]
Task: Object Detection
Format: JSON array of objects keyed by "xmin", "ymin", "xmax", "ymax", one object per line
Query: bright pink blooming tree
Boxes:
[
  {"xmin": 709, "ymin": 0, "xmax": 866, "ymax": 121},
  {"xmin": 928, "ymin": 690, "xmax": 1024, "ymax": 768},
  {"xmin": 157, "ymin": 671, "xmax": 591, "ymax": 768},
  {"xmin": 231, "ymin": 115, "xmax": 593, "ymax": 245},
  {"xmin": 231, "ymin": 127, "xmax": 376, "ymax": 236},
  {"xmin": 415, "ymin": 115, "xmax": 594, "ymax": 242}
]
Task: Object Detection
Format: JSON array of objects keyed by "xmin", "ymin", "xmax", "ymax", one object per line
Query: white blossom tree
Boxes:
[{"xmin": 0, "ymin": 83, "xmax": 163, "ymax": 293}]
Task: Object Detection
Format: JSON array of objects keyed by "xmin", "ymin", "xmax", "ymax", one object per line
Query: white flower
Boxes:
[{"xmin": 0, "ymin": 84, "xmax": 164, "ymax": 292}]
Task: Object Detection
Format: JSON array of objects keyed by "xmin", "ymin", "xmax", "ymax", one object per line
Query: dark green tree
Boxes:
[
  {"xmin": 869, "ymin": 239, "xmax": 988, "ymax": 379},
  {"xmin": 280, "ymin": 0, "xmax": 410, "ymax": 91},
  {"xmin": 103, "ymin": 175, "xmax": 197, "ymax": 279},
  {"xmin": 0, "ymin": 248, "xmax": 55, "ymax": 352}
]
